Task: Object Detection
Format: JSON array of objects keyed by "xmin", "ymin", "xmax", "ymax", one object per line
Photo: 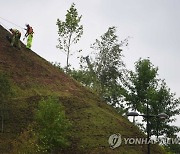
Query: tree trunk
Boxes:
[
  {"xmin": 66, "ymin": 33, "xmax": 72, "ymax": 73},
  {"xmin": 66, "ymin": 49, "xmax": 70, "ymax": 72}
]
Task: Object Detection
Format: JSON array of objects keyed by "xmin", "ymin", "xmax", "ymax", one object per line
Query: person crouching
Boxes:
[{"xmin": 9, "ymin": 28, "xmax": 21, "ymax": 49}]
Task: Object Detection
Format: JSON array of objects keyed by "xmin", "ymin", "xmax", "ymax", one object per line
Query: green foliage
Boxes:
[
  {"xmin": 91, "ymin": 27, "xmax": 125, "ymax": 84},
  {"xmin": 77, "ymin": 27, "xmax": 128, "ymax": 106},
  {"xmin": 35, "ymin": 97, "xmax": 71, "ymax": 152},
  {"xmin": 69, "ymin": 68, "xmax": 93, "ymax": 87},
  {"xmin": 124, "ymin": 58, "xmax": 180, "ymax": 138},
  {"xmin": 125, "ymin": 58, "xmax": 158, "ymax": 112},
  {"xmin": 149, "ymin": 80, "xmax": 180, "ymax": 138},
  {"xmin": 91, "ymin": 27, "xmax": 125, "ymax": 103},
  {"xmin": 57, "ymin": 3, "xmax": 83, "ymax": 72},
  {"xmin": 163, "ymin": 138, "xmax": 180, "ymax": 154}
]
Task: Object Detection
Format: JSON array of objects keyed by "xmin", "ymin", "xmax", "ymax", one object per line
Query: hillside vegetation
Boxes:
[{"xmin": 0, "ymin": 25, "xmax": 166, "ymax": 153}]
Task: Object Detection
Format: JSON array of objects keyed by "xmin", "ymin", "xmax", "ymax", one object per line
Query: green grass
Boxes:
[{"xmin": 0, "ymin": 25, "xmax": 167, "ymax": 153}]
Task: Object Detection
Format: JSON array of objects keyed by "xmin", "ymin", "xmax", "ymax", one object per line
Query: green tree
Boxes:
[
  {"xmin": 70, "ymin": 27, "xmax": 128, "ymax": 107},
  {"xmin": 90, "ymin": 27, "xmax": 128, "ymax": 106},
  {"xmin": 69, "ymin": 68, "xmax": 93, "ymax": 87},
  {"xmin": 124, "ymin": 58, "xmax": 158, "ymax": 112},
  {"xmin": 0, "ymin": 73, "xmax": 12, "ymax": 133},
  {"xmin": 164, "ymin": 139, "xmax": 180, "ymax": 154},
  {"xmin": 125, "ymin": 58, "xmax": 180, "ymax": 138},
  {"xmin": 149, "ymin": 80, "xmax": 180, "ymax": 138},
  {"xmin": 35, "ymin": 97, "xmax": 71, "ymax": 152},
  {"xmin": 57, "ymin": 3, "xmax": 83, "ymax": 72}
]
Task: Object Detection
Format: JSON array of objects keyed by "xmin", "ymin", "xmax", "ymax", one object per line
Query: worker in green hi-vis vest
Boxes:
[{"xmin": 24, "ymin": 24, "xmax": 34, "ymax": 49}]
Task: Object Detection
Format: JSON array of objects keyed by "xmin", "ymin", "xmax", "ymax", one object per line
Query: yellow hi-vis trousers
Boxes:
[{"xmin": 26, "ymin": 34, "xmax": 33, "ymax": 49}]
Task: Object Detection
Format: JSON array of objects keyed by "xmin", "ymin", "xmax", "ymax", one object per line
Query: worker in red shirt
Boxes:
[{"xmin": 24, "ymin": 24, "xmax": 34, "ymax": 49}]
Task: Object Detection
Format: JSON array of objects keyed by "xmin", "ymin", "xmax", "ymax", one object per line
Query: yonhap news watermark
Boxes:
[{"xmin": 108, "ymin": 133, "xmax": 180, "ymax": 149}]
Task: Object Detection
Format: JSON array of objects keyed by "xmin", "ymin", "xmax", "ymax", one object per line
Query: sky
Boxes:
[{"xmin": 1, "ymin": 0, "xmax": 180, "ymax": 135}]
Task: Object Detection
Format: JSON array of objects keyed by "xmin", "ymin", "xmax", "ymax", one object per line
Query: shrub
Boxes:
[{"xmin": 35, "ymin": 97, "xmax": 71, "ymax": 152}]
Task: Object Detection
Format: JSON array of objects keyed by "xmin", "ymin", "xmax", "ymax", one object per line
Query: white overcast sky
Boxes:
[{"xmin": 1, "ymin": 0, "xmax": 180, "ymax": 132}]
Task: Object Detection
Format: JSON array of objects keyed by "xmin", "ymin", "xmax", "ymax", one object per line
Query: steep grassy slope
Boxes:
[{"xmin": 0, "ymin": 25, "xmax": 166, "ymax": 154}]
